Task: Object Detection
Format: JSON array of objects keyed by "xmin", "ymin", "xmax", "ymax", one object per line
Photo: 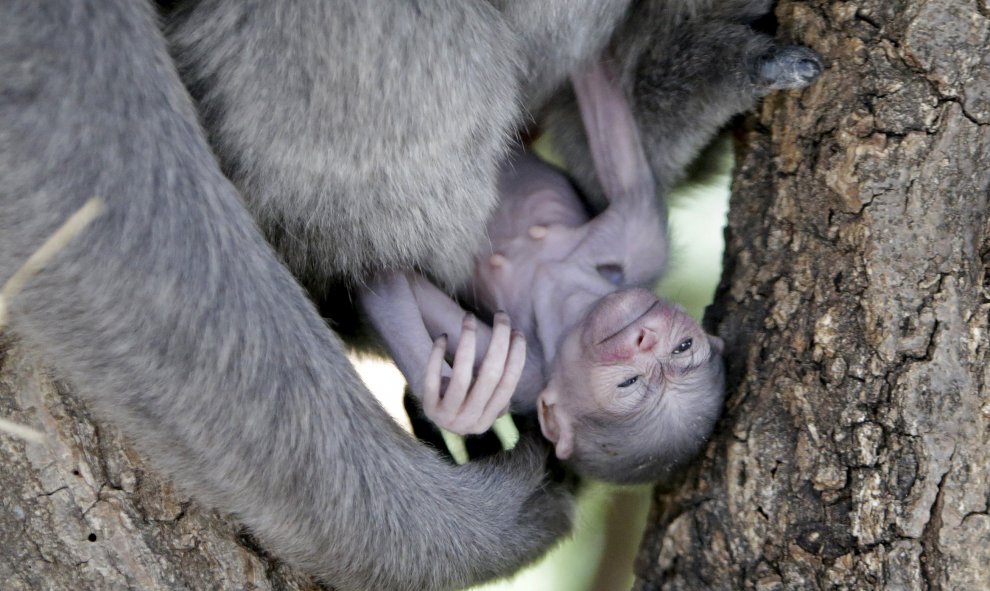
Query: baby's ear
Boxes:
[
  {"xmin": 708, "ymin": 335, "xmax": 725, "ymax": 355},
  {"xmin": 537, "ymin": 387, "xmax": 575, "ymax": 460}
]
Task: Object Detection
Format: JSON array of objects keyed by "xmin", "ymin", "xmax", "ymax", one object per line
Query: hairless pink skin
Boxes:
[
  {"xmin": 362, "ymin": 61, "xmax": 723, "ymax": 453},
  {"xmin": 362, "ymin": 272, "xmax": 529, "ymax": 436}
]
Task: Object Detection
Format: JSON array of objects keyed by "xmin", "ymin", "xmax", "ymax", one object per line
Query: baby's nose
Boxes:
[{"xmin": 636, "ymin": 328, "xmax": 658, "ymax": 352}]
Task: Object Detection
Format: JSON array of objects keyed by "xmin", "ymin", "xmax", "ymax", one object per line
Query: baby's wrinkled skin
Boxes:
[{"xmin": 562, "ymin": 289, "xmax": 724, "ymax": 415}]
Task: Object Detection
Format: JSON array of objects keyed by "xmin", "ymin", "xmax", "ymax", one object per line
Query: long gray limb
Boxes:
[{"xmin": 547, "ymin": 1, "xmax": 822, "ymax": 203}]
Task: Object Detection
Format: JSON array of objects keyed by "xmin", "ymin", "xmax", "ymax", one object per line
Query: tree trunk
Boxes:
[
  {"xmin": 635, "ymin": 1, "xmax": 990, "ymax": 589},
  {"xmin": 0, "ymin": 337, "xmax": 314, "ymax": 590}
]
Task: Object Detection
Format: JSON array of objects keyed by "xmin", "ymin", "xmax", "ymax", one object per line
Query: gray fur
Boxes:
[
  {"xmin": 491, "ymin": 0, "xmax": 633, "ymax": 110},
  {"xmin": 166, "ymin": 0, "xmax": 520, "ymax": 292}
]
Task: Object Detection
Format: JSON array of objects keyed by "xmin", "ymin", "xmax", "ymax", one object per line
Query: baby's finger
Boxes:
[
  {"xmin": 441, "ymin": 314, "xmax": 476, "ymax": 413},
  {"xmin": 480, "ymin": 330, "xmax": 527, "ymax": 427},
  {"xmin": 461, "ymin": 311, "xmax": 512, "ymax": 419},
  {"xmin": 422, "ymin": 335, "xmax": 447, "ymax": 414}
]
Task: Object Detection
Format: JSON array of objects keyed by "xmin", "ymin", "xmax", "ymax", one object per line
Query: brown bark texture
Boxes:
[
  {"xmin": 0, "ymin": 337, "xmax": 314, "ymax": 590},
  {"xmin": 635, "ymin": 1, "xmax": 990, "ymax": 590}
]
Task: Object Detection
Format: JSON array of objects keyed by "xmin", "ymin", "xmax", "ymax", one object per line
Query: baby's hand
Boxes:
[{"xmin": 422, "ymin": 312, "xmax": 526, "ymax": 436}]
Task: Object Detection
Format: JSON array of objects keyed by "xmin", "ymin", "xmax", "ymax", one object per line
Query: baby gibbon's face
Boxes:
[{"xmin": 555, "ymin": 288, "xmax": 723, "ymax": 414}]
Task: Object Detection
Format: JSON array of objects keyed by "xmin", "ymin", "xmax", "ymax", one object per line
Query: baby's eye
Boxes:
[
  {"xmin": 596, "ymin": 264, "xmax": 625, "ymax": 285},
  {"xmin": 617, "ymin": 376, "xmax": 639, "ymax": 389},
  {"xmin": 672, "ymin": 338, "xmax": 693, "ymax": 355}
]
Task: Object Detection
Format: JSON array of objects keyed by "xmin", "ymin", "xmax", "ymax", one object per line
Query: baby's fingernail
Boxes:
[
  {"xmin": 528, "ymin": 225, "xmax": 548, "ymax": 239},
  {"xmin": 463, "ymin": 314, "xmax": 476, "ymax": 329}
]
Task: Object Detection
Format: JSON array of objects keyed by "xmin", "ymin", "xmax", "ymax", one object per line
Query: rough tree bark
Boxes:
[
  {"xmin": 0, "ymin": 336, "xmax": 315, "ymax": 590},
  {"xmin": 636, "ymin": 1, "xmax": 990, "ymax": 589}
]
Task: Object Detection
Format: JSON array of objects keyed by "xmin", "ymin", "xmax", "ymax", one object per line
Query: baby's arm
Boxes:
[
  {"xmin": 570, "ymin": 61, "xmax": 668, "ymax": 286},
  {"xmin": 361, "ymin": 272, "xmax": 525, "ymax": 435},
  {"xmin": 571, "ymin": 60, "xmax": 656, "ymax": 210}
]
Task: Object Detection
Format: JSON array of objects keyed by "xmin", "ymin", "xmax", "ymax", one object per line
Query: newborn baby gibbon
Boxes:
[{"xmin": 362, "ymin": 60, "xmax": 723, "ymax": 483}]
